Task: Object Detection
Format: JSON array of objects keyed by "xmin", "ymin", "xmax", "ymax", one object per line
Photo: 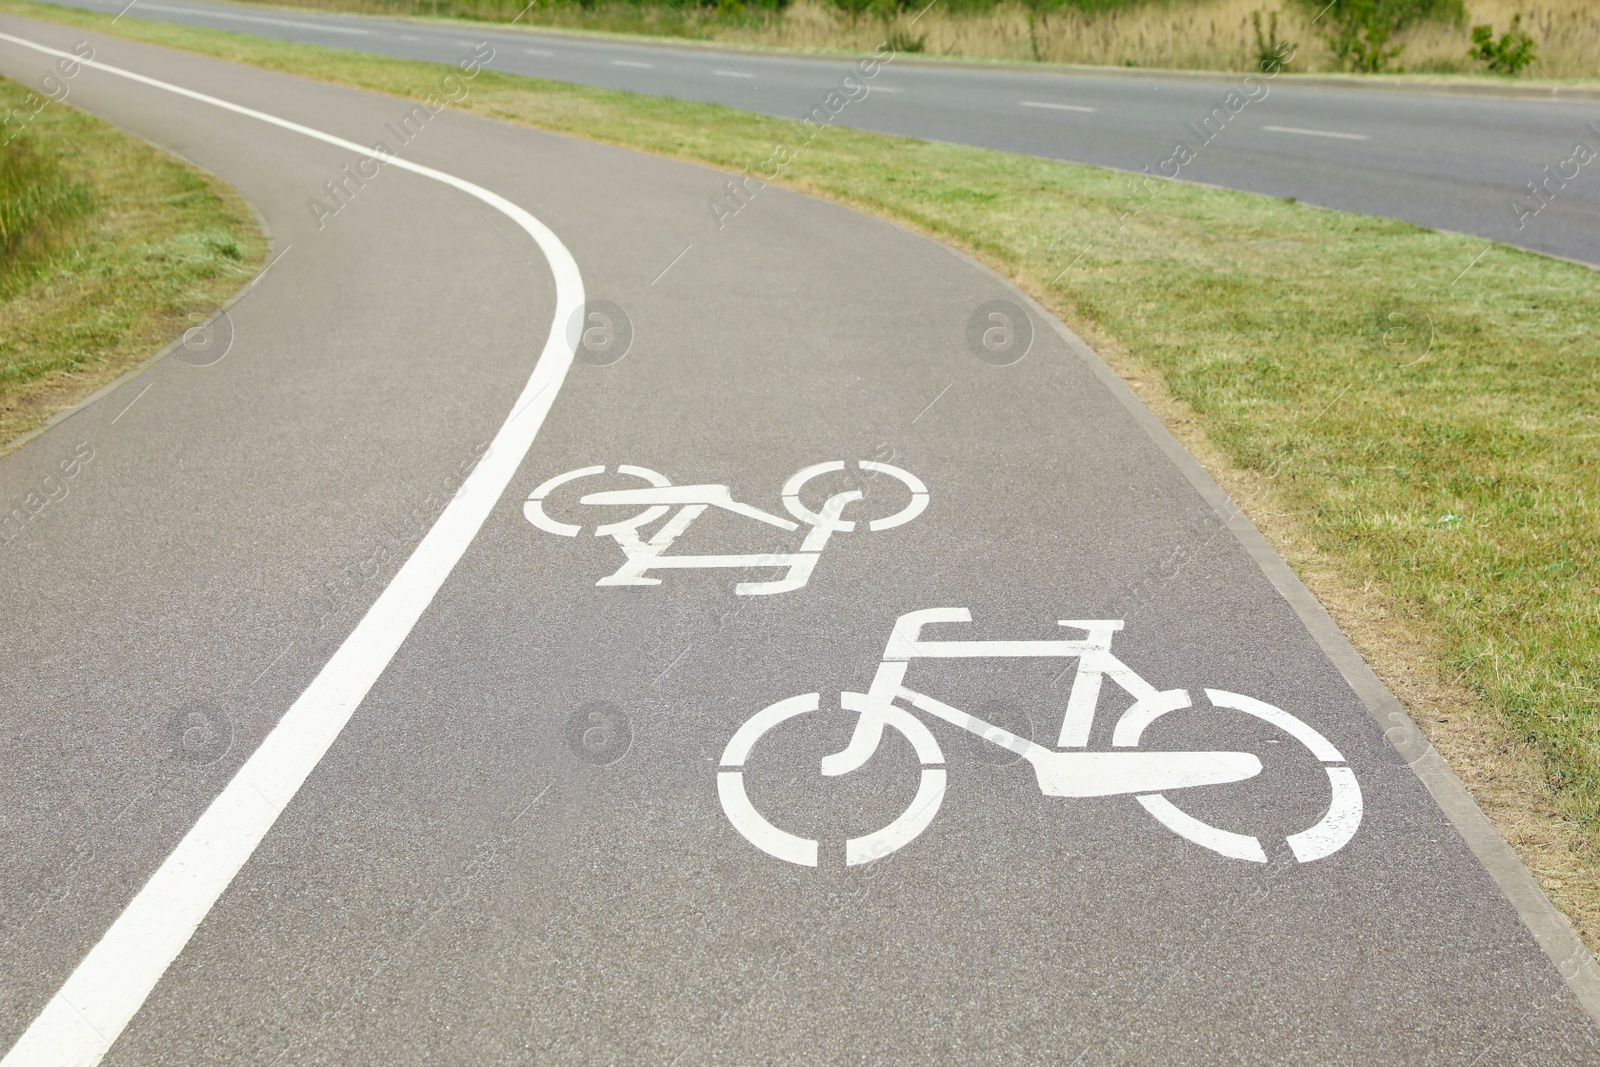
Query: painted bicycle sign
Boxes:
[
  {"xmin": 719, "ymin": 608, "xmax": 1362, "ymax": 867},
  {"xmin": 524, "ymin": 460, "xmax": 927, "ymax": 595}
]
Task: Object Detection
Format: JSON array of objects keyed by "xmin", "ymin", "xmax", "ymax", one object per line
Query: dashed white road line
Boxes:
[
  {"xmin": 612, "ymin": 59, "xmax": 653, "ymax": 68},
  {"xmin": 140, "ymin": 3, "xmax": 375, "ymax": 33},
  {"xmin": 525, "ymin": 46, "xmax": 553, "ymax": 56},
  {"xmin": 0, "ymin": 30, "xmax": 584, "ymax": 1067},
  {"xmin": 711, "ymin": 69, "xmax": 746, "ymax": 77},
  {"xmin": 1020, "ymin": 100, "xmax": 1096, "ymax": 113},
  {"xmin": 1262, "ymin": 124, "xmax": 1368, "ymax": 141}
]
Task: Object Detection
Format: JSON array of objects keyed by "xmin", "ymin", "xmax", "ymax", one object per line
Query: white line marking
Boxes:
[
  {"xmin": 0, "ymin": 31, "xmax": 583, "ymax": 1067},
  {"xmin": 140, "ymin": 3, "xmax": 375, "ymax": 32},
  {"xmin": 1020, "ymin": 100, "xmax": 1096, "ymax": 113},
  {"xmin": 524, "ymin": 47, "xmax": 553, "ymax": 56},
  {"xmin": 1261, "ymin": 124, "xmax": 1368, "ymax": 141},
  {"xmin": 612, "ymin": 59, "xmax": 653, "ymax": 68},
  {"xmin": 711, "ymin": 70, "xmax": 745, "ymax": 77},
  {"xmin": 868, "ymin": 85, "xmax": 903, "ymax": 93}
]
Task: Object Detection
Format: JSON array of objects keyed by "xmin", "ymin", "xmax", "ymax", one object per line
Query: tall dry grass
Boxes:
[
  {"xmin": 256, "ymin": 0, "xmax": 1600, "ymax": 77},
  {"xmin": 721, "ymin": 0, "xmax": 1600, "ymax": 77}
]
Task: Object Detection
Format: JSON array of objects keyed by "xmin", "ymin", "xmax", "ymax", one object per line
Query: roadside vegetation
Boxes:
[
  {"xmin": 238, "ymin": 0, "xmax": 1592, "ymax": 78},
  {"xmin": 7, "ymin": 1, "xmax": 1600, "ymax": 946},
  {"xmin": 0, "ymin": 74, "xmax": 263, "ymax": 450}
]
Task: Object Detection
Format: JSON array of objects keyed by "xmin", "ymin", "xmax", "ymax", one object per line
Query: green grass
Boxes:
[
  {"xmin": 0, "ymin": 72, "xmax": 264, "ymax": 449},
  {"xmin": 5, "ymin": 0, "xmax": 1599, "ymax": 881},
  {"xmin": 0, "ymin": 131, "xmax": 90, "ymax": 291}
]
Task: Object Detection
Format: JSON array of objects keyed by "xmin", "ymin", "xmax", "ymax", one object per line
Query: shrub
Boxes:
[
  {"xmin": 1251, "ymin": 9, "xmax": 1295, "ymax": 73},
  {"xmin": 1470, "ymin": 14, "xmax": 1538, "ymax": 75},
  {"xmin": 1301, "ymin": 0, "xmax": 1462, "ymax": 72},
  {"xmin": 886, "ymin": 25, "xmax": 928, "ymax": 51}
]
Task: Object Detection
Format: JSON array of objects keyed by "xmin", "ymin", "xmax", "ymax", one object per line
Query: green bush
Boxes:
[
  {"xmin": 1300, "ymin": 0, "xmax": 1462, "ymax": 72},
  {"xmin": 1469, "ymin": 14, "xmax": 1537, "ymax": 75},
  {"xmin": 1250, "ymin": 9, "xmax": 1294, "ymax": 73}
]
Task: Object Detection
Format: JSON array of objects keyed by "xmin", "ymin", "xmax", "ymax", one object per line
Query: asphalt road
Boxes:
[
  {"xmin": 30, "ymin": 0, "xmax": 1600, "ymax": 268},
  {"xmin": 3, "ymin": 14, "xmax": 1600, "ymax": 1066}
]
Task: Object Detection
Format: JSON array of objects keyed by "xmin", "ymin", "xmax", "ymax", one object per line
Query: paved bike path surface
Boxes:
[
  {"xmin": 0, "ymin": 17, "xmax": 1596, "ymax": 1064},
  {"xmin": 34, "ymin": 0, "xmax": 1600, "ymax": 269}
]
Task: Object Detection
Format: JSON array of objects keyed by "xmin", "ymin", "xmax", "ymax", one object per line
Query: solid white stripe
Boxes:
[
  {"xmin": 0, "ymin": 31, "xmax": 583, "ymax": 1067},
  {"xmin": 1261, "ymin": 124, "xmax": 1368, "ymax": 140},
  {"xmin": 1020, "ymin": 100, "xmax": 1096, "ymax": 113}
]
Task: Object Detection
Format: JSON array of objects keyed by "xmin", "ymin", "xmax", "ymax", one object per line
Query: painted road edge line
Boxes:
[{"xmin": 0, "ymin": 31, "xmax": 584, "ymax": 1067}]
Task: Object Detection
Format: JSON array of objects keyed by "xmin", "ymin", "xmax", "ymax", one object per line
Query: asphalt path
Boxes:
[
  {"xmin": 3, "ymin": 14, "xmax": 1600, "ymax": 1065},
  {"xmin": 29, "ymin": 0, "xmax": 1600, "ymax": 268}
]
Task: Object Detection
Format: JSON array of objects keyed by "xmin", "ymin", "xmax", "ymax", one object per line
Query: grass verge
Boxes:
[
  {"xmin": 5, "ymin": 2, "xmax": 1599, "ymax": 943},
  {"xmin": 0, "ymin": 70, "xmax": 264, "ymax": 452}
]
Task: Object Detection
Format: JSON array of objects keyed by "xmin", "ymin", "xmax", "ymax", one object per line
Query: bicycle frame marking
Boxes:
[
  {"xmin": 524, "ymin": 461, "xmax": 928, "ymax": 595},
  {"xmin": 720, "ymin": 608, "xmax": 1363, "ymax": 868}
]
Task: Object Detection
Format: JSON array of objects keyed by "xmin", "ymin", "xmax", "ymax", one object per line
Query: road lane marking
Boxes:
[
  {"xmin": 525, "ymin": 46, "xmax": 553, "ymax": 56},
  {"xmin": 0, "ymin": 31, "xmax": 584, "ymax": 1067},
  {"xmin": 712, "ymin": 69, "xmax": 745, "ymax": 77},
  {"xmin": 1261, "ymin": 124, "xmax": 1368, "ymax": 141},
  {"xmin": 140, "ymin": 2, "xmax": 375, "ymax": 33},
  {"xmin": 612, "ymin": 59, "xmax": 653, "ymax": 68},
  {"xmin": 1020, "ymin": 100, "xmax": 1096, "ymax": 113}
]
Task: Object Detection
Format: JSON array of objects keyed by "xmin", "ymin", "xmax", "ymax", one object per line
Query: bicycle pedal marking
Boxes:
[
  {"xmin": 718, "ymin": 608, "xmax": 1363, "ymax": 869},
  {"xmin": 523, "ymin": 460, "xmax": 928, "ymax": 595}
]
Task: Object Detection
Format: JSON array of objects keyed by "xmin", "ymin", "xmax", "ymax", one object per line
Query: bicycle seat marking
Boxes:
[
  {"xmin": 718, "ymin": 608, "xmax": 1363, "ymax": 868},
  {"xmin": 524, "ymin": 461, "xmax": 928, "ymax": 596}
]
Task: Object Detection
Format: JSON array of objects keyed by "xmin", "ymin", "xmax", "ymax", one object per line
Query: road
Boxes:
[
  {"xmin": 2, "ymin": 13, "xmax": 1599, "ymax": 1066},
  {"xmin": 31, "ymin": 0, "xmax": 1600, "ymax": 268}
]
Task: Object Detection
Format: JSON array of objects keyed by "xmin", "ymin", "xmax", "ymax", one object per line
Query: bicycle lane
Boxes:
[{"xmin": 2, "ymin": 16, "xmax": 1597, "ymax": 1066}]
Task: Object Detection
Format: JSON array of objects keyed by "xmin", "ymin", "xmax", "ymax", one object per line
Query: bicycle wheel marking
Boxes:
[
  {"xmin": 718, "ymin": 694, "xmax": 947, "ymax": 869},
  {"xmin": 525, "ymin": 459, "xmax": 928, "ymax": 595},
  {"xmin": 718, "ymin": 609, "xmax": 1365, "ymax": 870}
]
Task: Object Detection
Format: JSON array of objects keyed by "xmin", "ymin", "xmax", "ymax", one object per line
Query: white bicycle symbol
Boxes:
[
  {"xmin": 719, "ymin": 608, "xmax": 1362, "ymax": 867},
  {"xmin": 524, "ymin": 461, "xmax": 927, "ymax": 595}
]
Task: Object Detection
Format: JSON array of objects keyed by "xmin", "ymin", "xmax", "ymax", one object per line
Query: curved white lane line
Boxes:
[{"xmin": 0, "ymin": 32, "xmax": 584, "ymax": 1067}]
